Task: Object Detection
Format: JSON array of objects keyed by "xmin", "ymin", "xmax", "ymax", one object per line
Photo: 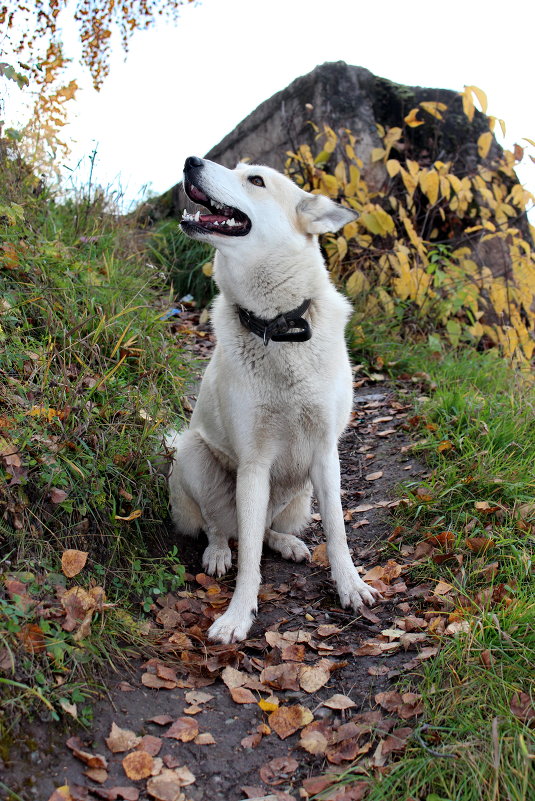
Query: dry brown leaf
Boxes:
[
  {"xmin": 163, "ymin": 717, "xmax": 199, "ymax": 742},
  {"xmin": 105, "ymin": 722, "xmax": 141, "ymax": 753},
  {"xmin": 299, "ymin": 659, "xmax": 333, "ymax": 693},
  {"xmin": 184, "ymin": 690, "xmax": 214, "ymax": 705},
  {"xmin": 465, "ymin": 536, "xmax": 495, "ymax": 553},
  {"xmin": 122, "ymin": 750, "xmax": 153, "ymax": 780},
  {"xmin": 66, "ymin": 736, "xmax": 108, "ymax": 770},
  {"xmin": 221, "ymin": 665, "xmax": 247, "ymax": 689},
  {"xmin": 259, "ymin": 756, "xmax": 299, "ymax": 786},
  {"xmin": 84, "ymin": 767, "xmax": 109, "ymax": 784},
  {"xmin": 322, "ymin": 694, "xmax": 356, "ymax": 711},
  {"xmin": 260, "ymin": 663, "xmax": 300, "ymax": 691},
  {"xmin": 299, "ymin": 721, "xmax": 331, "ymax": 755},
  {"xmin": 17, "ymin": 623, "xmax": 46, "ymax": 654},
  {"xmin": 136, "ymin": 735, "xmax": 162, "ymax": 756},
  {"xmin": 510, "ymin": 692, "xmax": 535, "ymax": 723},
  {"xmin": 61, "ymin": 549, "xmax": 89, "ymax": 578},
  {"xmin": 268, "ymin": 705, "xmax": 313, "ymax": 739},
  {"xmin": 381, "ymin": 726, "xmax": 413, "ymax": 756},
  {"xmin": 141, "ymin": 673, "xmax": 177, "ymax": 690},
  {"xmin": 281, "ymin": 643, "xmax": 306, "ymax": 661},
  {"xmin": 316, "ymin": 624, "xmax": 341, "ymax": 637},
  {"xmin": 148, "ymin": 715, "xmax": 174, "ymax": 725},
  {"xmin": 146, "ymin": 767, "xmax": 195, "ymax": 800},
  {"xmin": 365, "ymin": 471, "xmax": 383, "ymax": 481},
  {"xmin": 241, "ymin": 732, "xmax": 262, "ymax": 749},
  {"xmin": 311, "ymin": 542, "xmax": 329, "ymax": 566},
  {"xmin": 194, "ymin": 732, "xmax": 216, "ymax": 745},
  {"xmin": 230, "ymin": 686, "xmax": 257, "ymax": 704}
]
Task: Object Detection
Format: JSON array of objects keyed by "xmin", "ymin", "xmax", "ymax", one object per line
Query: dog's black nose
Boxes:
[{"xmin": 185, "ymin": 156, "xmax": 203, "ymax": 170}]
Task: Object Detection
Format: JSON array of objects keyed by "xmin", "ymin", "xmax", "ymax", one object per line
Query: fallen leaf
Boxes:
[
  {"xmin": 316, "ymin": 624, "xmax": 341, "ymax": 637},
  {"xmin": 510, "ymin": 692, "xmax": 535, "ymax": 723},
  {"xmin": 17, "ymin": 623, "xmax": 46, "ymax": 653},
  {"xmin": 141, "ymin": 673, "xmax": 177, "ymax": 690},
  {"xmin": 163, "ymin": 717, "xmax": 199, "ymax": 742},
  {"xmin": 299, "ymin": 721, "xmax": 330, "ymax": 755},
  {"xmin": 465, "ymin": 536, "xmax": 495, "ymax": 553},
  {"xmin": 365, "ymin": 471, "xmax": 383, "ymax": 481},
  {"xmin": 268, "ymin": 705, "xmax": 313, "ymax": 739},
  {"xmin": 241, "ymin": 732, "xmax": 262, "ymax": 749},
  {"xmin": 299, "ymin": 659, "xmax": 332, "ymax": 693},
  {"xmin": 146, "ymin": 767, "xmax": 195, "ymax": 800},
  {"xmin": 148, "ymin": 715, "xmax": 174, "ymax": 725},
  {"xmin": 122, "ymin": 751, "xmax": 153, "ymax": 780},
  {"xmin": 433, "ymin": 580, "xmax": 454, "ymax": 595},
  {"xmin": 322, "ymin": 694, "xmax": 356, "ymax": 711},
  {"xmin": 259, "ymin": 756, "xmax": 299, "ymax": 786},
  {"xmin": 230, "ymin": 686, "xmax": 257, "ymax": 704},
  {"xmin": 136, "ymin": 735, "xmax": 162, "ymax": 756},
  {"xmin": 66, "ymin": 736, "xmax": 108, "ymax": 769},
  {"xmin": 260, "ymin": 663, "xmax": 300, "ymax": 691},
  {"xmin": 61, "ymin": 549, "xmax": 88, "ymax": 578},
  {"xmin": 184, "ymin": 690, "xmax": 214, "ymax": 705},
  {"xmin": 50, "ymin": 487, "xmax": 69, "ymax": 504},
  {"xmin": 194, "ymin": 732, "xmax": 216, "ymax": 745},
  {"xmin": 381, "ymin": 726, "xmax": 413, "ymax": 756},
  {"xmin": 311, "ymin": 542, "xmax": 329, "ymax": 567},
  {"xmin": 221, "ymin": 665, "xmax": 247, "ymax": 689},
  {"xmin": 105, "ymin": 722, "xmax": 141, "ymax": 753},
  {"xmin": 84, "ymin": 768, "xmax": 109, "ymax": 784},
  {"xmin": 258, "ymin": 697, "xmax": 279, "ymax": 712}
]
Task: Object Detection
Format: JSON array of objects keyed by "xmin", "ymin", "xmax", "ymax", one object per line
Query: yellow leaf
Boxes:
[
  {"xmin": 346, "ymin": 270, "xmax": 370, "ymax": 297},
  {"xmin": 419, "ymin": 101, "xmax": 447, "ymax": 119},
  {"xmin": 404, "ymin": 108, "xmax": 424, "ymax": 128},
  {"xmin": 202, "ymin": 261, "xmax": 213, "ymax": 277},
  {"xmin": 371, "ymin": 147, "xmax": 386, "ymax": 162},
  {"xmin": 258, "ymin": 698, "xmax": 279, "ymax": 712},
  {"xmin": 420, "ymin": 170, "xmax": 440, "ymax": 205},
  {"xmin": 336, "ymin": 236, "xmax": 348, "ymax": 261},
  {"xmin": 386, "ymin": 159, "xmax": 401, "ymax": 178},
  {"xmin": 523, "ymin": 138, "xmax": 535, "ymax": 147},
  {"xmin": 461, "ymin": 88, "xmax": 475, "ymax": 122},
  {"xmin": 477, "ymin": 132, "xmax": 493, "ymax": 159},
  {"xmin": 467, "ymin": 85, "xmax": 488, "ymax": 114},
  {"xmin": 318, "ymin": 173, "xmax": 339, "ymax": 198},
  {"xmin": 359, "ymin": 207, "xmax": 395, "ymax": 236},
  {"xmin": 498, "ymin": 119, "xmax": 506, "ymax": 137},
  {"xmin": 400, "ymin": 167, "xmax": 418, "ymax": 197},
  {"xmin": 115, "ymin": 509, "xmax": 142, "ymax": 522}
]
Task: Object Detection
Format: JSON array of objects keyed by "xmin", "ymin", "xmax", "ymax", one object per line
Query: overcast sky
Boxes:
[{"xmin": 5, "ymin": 0, "xmax": 535, "ymax": 209}]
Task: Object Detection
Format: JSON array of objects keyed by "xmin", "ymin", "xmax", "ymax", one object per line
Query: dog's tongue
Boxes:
[{"xmin": 200, "ymin": 214, "xmax": 230, "ymax": 223}]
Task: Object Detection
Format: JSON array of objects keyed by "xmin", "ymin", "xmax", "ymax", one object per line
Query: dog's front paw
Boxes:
[
  {"xmin": 266, "ymin": 530, "xmax": 311, "ymax": 563},
  {"xmin": 207, "ymin": 608, "xmax": 255, "ymax": 644},
  {"xmin": 335, "ymin": 569, "xmax": 381, "ymax": 611},
  {"xmin": 202, "ymin": 543, "xmax": 232, "ymax": 577}
]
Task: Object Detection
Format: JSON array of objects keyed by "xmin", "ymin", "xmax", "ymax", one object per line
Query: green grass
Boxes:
[
  {"xmin": 148, "ymin": 218, "xmax": 215, "ymax": 306},
  {"xmin": 0, "ymin": 149, "xmax": 193, "ymax": 735},
  {"xmin": 332, "ymin": 323, "xmax": 535, "ymax": 801}
]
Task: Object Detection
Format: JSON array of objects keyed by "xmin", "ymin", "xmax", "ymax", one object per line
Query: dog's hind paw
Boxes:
[
  {"xmin": 208, "ymin": 608, "xmax": 254, "ymax": 644},
  {"xmin": 202, "ymin": 543, "xmax": 232, "ymax": 577},
  {"xmin": 265, "ymin": 530, "xmax": 311, "ymax": 563},
  {"xmin": 335, "ymin": 569, "xmax": 381, "ymax": 611}
]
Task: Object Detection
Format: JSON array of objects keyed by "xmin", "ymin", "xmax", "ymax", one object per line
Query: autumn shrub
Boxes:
[{"xmin": 285, "ymin": 88, "xmax": 535, "ymax": 364}]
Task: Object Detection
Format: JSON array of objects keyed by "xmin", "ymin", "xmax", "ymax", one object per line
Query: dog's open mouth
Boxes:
[{"xmin": 182, "ymin": 180, "xmax": 251, "ymax": 236}]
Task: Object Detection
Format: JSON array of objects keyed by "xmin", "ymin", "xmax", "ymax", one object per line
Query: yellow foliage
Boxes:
[{"xmin": 285, "ymin": 115, "xmax": 535, "ymax": 365}]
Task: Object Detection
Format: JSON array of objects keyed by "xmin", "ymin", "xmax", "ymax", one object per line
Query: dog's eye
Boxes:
[{"xmin": 248, "ymin": 175, "xmax": 265, "ymax": 187}]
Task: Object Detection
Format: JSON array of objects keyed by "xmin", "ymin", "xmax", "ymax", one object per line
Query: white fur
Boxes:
[{"xmin": 167, "ymin": 158, "xmax": 379, "ymax": 643}]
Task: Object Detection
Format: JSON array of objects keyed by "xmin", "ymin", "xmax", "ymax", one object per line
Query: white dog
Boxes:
[{"xmin": 167, "ymin": 156, "xmax": 379, "ymax": 644}]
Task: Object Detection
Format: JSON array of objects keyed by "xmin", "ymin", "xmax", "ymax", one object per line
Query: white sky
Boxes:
[{"xmin": 4, "ymin": 0, "xmax": 535, "ymax": 210}]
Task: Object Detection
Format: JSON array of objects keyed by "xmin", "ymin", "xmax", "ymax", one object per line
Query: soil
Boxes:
[{"xmin": 1, "ymin": 313, "xmax": 431, "ymax": 801}]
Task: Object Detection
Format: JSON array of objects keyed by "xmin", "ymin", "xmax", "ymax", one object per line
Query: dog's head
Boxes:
[{"xmin": 180, "ymin": 157, "xmax": 358, "ymax": 251}]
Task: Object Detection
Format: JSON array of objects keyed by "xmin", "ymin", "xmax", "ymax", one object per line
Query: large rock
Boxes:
[{"xmin": 142, "ymin": 60, "xmax": 494, "ymax": 222}]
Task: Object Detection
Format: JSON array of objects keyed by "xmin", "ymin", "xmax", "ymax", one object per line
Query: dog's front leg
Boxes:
[
  {"xmin": 311, "ymin": 447, "xmax": 380, "ymax": 611},
  {"xmin": 207, "ymin": 463, "xmax": 269, "ymax": 644}
]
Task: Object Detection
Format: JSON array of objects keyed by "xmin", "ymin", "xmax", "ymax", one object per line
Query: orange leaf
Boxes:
[{"xmin": 61, "ymin": 549, "xmax": 88, "ymax": 578}]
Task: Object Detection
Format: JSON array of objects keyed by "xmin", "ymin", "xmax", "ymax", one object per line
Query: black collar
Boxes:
[{"xmin": 237, "ymin": 299, "xmax": 312, "ymax": 345}]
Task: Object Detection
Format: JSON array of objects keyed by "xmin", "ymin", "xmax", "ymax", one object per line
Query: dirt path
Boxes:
[{"xmin": 3, "ymin": 319, "xmax": 436, "ymax": 801}]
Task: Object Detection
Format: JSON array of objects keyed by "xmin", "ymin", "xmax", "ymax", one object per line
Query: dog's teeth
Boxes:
[
  {"xmin": 194, "ymin": 211, "xmax": 200, "ymax": 222},
  {"xmin": 228, "ymin": 218, "xmax": 236, "ymax": 227}
]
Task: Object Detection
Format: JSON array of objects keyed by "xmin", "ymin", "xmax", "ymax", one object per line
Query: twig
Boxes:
[{"xmin": 414, "ymin": 724, "xmax": 457, "ymax": 758}]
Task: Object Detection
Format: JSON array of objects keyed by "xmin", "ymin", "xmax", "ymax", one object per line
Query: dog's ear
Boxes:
[{"xmin": 296, "ymin": 193, "xmax": 358, "ymax": 235}]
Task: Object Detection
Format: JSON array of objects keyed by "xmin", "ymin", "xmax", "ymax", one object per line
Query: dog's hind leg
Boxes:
[
  {"xmin": 265, "ymin": 486, "xmax": 312, "ymax": 562},
  {"xmin": 167, "ymin": 430, "xmax": 236, "ymax": 576}
]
